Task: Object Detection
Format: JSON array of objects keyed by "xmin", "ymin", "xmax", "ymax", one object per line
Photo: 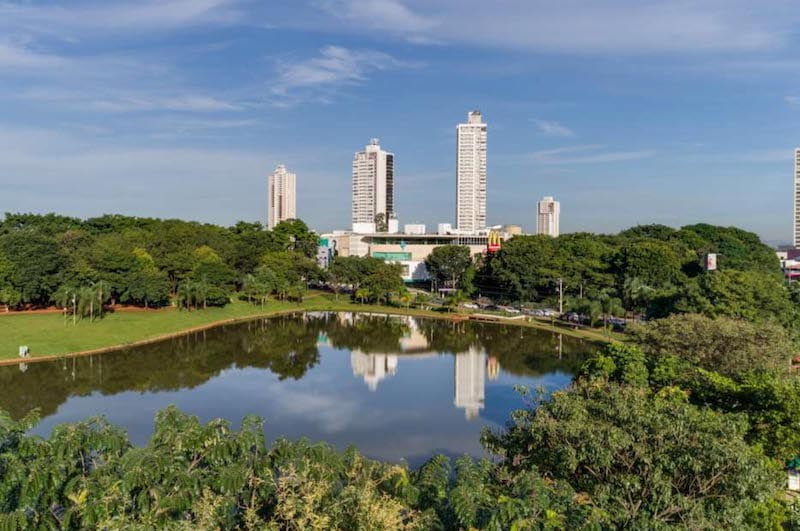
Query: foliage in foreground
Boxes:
[
  {"xmin": 483, "ymin": 382, "xmax": 785, "ymax": 529},
  {"xmin": 1, "ymin": 386, "xmax": 794, "ymax": 530},
  {"xmin": 0, "ymin": 407, "xmax": 587, "ymax": 530}
]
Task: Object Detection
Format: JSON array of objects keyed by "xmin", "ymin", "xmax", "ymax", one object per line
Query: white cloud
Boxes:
[
  {"xmin": 529, "ymin": 145, "xmax": 656, "ymax": 164},
  {"xmin": 316, "ymin": 0, "xmax": 796, "ymax": 54},
  {"xmin": 0, "ymin": 0, "xmax": 243, "ymax": 35},
  {"xmin": 534, "ymin": 119, "xmax": 574, "ymax": 137},
  {"xmin": 0, "ymin": 41, "xmax": 67, "ymax": 68},
  {"xmin": 785, "ymin": 96, "xmax": 800, "ymax": 107},
  {"xmin": 270, "ymin": 45, "xmax": 413, "ymax": 105},
  {"xmin": 90, "ymin": 95, "xmax": 243, "ymax": 113},
  {"xmin": 317, "ymin": 0, "xmax": 436, "ymax": 40}
]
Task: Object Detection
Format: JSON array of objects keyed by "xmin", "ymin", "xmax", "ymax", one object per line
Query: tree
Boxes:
[
  {"xmin": 673, "ymin": 269, "xmax": 797, "ymax": 329},
  {"xmin": 629, "ymin": 313, "xmax": 794, "ymax": 377},
  {"xmin": 482, "ymin": 382, "xmax": 784, "ymax": 529},
  {"xmin": 362, "ymin": 262, "xmax": 405, "ymax": 304},
  {"xmin": 269, "ymin": 219, "xmax": 319, "ymax": 258},
  {"xmin": 425, "ymin": 245, "xmax": 474, "ymax": 293},
  {"xmin": 622, "ymin": 276, "xmax": 655, "ymax": 317},
  {"xmin": 612, "ymin": 239, "xmax": 684, "ymax": 290},
  {"xmin": 374, "ymin": 212, "xmax": 388, "ymax": 233},
  {"xmin": 0, "ymin": 230, "xmax": 64, "ymax": 306}
]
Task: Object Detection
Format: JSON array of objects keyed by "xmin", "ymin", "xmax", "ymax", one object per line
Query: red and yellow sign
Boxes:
[{"xmin": 487, "ymin": 230, "xmax": 502, "ymax": 253}]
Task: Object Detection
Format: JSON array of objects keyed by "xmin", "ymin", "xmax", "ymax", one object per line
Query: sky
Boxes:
[{"xmin": 1, "ymin": 0, "xmax": 800, "ymax": 243}]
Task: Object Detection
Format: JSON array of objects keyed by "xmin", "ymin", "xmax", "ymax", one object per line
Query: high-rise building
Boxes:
[
  {"xmin": 537, "ymin": 196, "xmax": 560, "ymax": 237},
  {"xmin": 268, "ymin": 164, "xmax": 296, "ymax": 229},
  {"xmin": 352, "ymin": 139, "xmax": 395, "ymax": 231},
  {"xmin": 794, "ymin": 148, "xmax": 800, "ymax": 247},
  {"xmin": 456, "ymin": 111, "xmax": 487, "ymax": 233}
]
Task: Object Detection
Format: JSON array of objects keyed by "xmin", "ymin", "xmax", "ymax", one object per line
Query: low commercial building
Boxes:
[{"xmin": 321, "ymin": 231, "xmax": 499, "ymax": 282}]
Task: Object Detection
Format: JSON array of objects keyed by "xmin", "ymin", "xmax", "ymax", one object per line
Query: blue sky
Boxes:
[{"xmin": 1, "ymin": 0, "xmax": 800, "ymax": 242}]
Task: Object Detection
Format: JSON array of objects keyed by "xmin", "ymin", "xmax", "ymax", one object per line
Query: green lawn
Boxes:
[{"xmin": 0, "ymin": 293, "xmax": 616, "ymax": 361}]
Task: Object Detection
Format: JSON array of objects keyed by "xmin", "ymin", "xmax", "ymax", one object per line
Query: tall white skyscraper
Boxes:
[
  {"xmin": 794, "ymin": 149, "xmax": 800, "ymax": 247},
  {"xmin": 268, "ymin": 164, "xmax": 296, "ymax": 229},
  {"xmin": 352, "ymin": 139, "xmax": 395, "ymax": 231},
  {"xmin": 456, "ymin": 111, "xmax": 487, "ymax": 232},
  {"xmin": 454, "ymin": 347, "xmax": 486, "ymax": 420},
  {"xmin": 537, "ymin": 196, "xmax": 560, "ymax": 237}
]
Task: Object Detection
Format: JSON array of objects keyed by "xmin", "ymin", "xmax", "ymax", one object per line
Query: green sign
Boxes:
[{"xmin": 372, "ymin": 251, "xmax": 412, "ymax": 261}]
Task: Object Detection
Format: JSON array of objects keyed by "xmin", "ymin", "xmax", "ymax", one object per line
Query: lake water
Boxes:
[{"xmin": 0, "ymin": 312, "xmax": 599, "ymax": 465}]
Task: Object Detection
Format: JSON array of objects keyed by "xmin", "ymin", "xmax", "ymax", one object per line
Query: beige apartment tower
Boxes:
[
  {"xmin": 794, "ymin": 148, "xmax": 800, "ymax": 247},
  {"xmin": 456, "ymin": 111, "xmax": 487, "ymax": 233},
  {"xmin": 268, "ymin": 164, "xmax": 296, "ymax": 229},
  {"xmin": 352, "ymin": 138, "xmax": 395, "ymax": 231},
  {"xmin": 537, "ymin": 196, "xmax": 560, "ymax": 237}
]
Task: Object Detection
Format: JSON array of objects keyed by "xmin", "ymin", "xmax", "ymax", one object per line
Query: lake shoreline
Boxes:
[{"xmin": 1, "ymin": 297, "xmax": 616, "ymax": 366}]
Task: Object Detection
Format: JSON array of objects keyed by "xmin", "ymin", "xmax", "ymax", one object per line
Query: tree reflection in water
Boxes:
[{"xmin": 0, "ymin": 313, "xmax": 598, "ymax": 422}]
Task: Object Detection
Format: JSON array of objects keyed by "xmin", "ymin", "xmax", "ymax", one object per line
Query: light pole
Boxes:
[{"xmin": 557, "ymin": 278, "xmax": 564, "ymax": 315}]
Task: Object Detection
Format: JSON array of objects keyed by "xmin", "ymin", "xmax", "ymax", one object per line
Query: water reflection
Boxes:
[{"xmin": 0, "ymin": 312, "xmax": 599, "ymax": 463}]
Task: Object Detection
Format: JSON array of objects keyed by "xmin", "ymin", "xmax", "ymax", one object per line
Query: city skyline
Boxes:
[{"xmin": 2, "ymin": 1, "xmax": 800, "ymax": 243}]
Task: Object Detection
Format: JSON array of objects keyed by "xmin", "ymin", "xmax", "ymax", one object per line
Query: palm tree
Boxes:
[
  {"xmin": 398, "ymin": 292, "xmax": 413, "ymax": 309},
  {"xmin": 413, "ymin": 292, "xmax": 431, "ymax": 310},
  {"xmin": 92, "ymin": 280, "xmax": 112, "ymax": 319},
  {"xmin": 597, "ymin": 293, "xmax": 621, "ymax": 330},
  {"xmin": 623, "ymin": 277, "xmax": 655, "ymax": 321},
  {"xmin": 445, "ymin": 290, "xmax": 466, "ymax": 313},
  {"xmin": 243, "ymin": 274, "xmax": 256, "ymax": 304},
  {"xmin": 355, "ymin": 287, "xmax": 369, "ymax": 304},
  {"xmin": 177, "ymin": 281, "xmax": 197, "ymax": 310}
]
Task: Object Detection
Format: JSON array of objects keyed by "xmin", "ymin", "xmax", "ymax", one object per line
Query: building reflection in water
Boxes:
[
  {"xmin": 351, "ymin": 352, "xmax": 398, "ymax": 391},
  {"xmin": 454, "ymin": 347, "xmax": 486, "ymax": 420},
  {"xmin": 344, "ymin": 315, "xmax": 502, "ymax": 421}
]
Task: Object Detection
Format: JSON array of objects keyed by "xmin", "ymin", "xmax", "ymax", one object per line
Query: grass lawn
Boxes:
[{"xmin": 0, "ymin": 292, "xmax": 617, "ymax": 361}]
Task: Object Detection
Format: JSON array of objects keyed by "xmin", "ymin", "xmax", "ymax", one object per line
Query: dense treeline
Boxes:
[
  {"xmin": 2, "ymin": 213, "xmax": 796, "ymax": 339},
  {"xmin": 477, "ymin": 223, "xmax": 795, "ymax": 331},
  {"xmin": 0, "ymin": 213, "xmax": 319, "ymax": 310},
  {"xmin": 2, "ymin": 315, "xmax": 799, "ymax": 529}
]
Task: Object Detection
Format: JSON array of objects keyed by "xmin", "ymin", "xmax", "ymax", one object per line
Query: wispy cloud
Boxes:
[
  {"xmin": 270, "ymin": 45, "xmax": 414, "ymax": 106},
  {"xmin": 317, "ymin": 0, "xmax": 437, "ymax": 41},
  {"xmin": 315, "ymin": 0, "xmax": 796, "ymax": 54},
  {"xmin": 90, "ymin": 95, "xmax": 243, "ymax": 113},
  {"xmin": 0, "ymin": 41, "xmax": 67, "ymax": 69},
  {"xmin": 529, "ymin": 145, "xmax": 656, "ymax": 164},
  {"xmin": 534, "ymin": 119, "xmax": 574, "ymax": 137},
  {"xmin": 0, "ymin": 0, "xmax": 243, "ymax": 36},
  {"xmin": 785, "ymin": 96, "xmax": 800, "ymax": 108}
]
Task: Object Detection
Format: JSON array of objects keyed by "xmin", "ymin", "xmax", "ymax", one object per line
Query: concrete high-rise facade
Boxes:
[
  {"xmin": 794, "ymin": 148, "xmax": 800, "ymax": 247},
  {"xmin": 537, "ymin": 196, "xmax": 560, "ymax": 237},
  {"xmin": 352, "ymin": 139, "xmax": 395, "ymax": 231},
  {"xmin": 456, "ymin": 111, "xmax": 487, "ymax": 233},
  {"xmin": 268, "ymin": 164, "xmax": 296, "ymax": 229}
]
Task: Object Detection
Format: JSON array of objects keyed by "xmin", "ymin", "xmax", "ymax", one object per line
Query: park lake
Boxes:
[{"xmin": 0, "ymin": 313, "xmax": 600, "ymax": 465}]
